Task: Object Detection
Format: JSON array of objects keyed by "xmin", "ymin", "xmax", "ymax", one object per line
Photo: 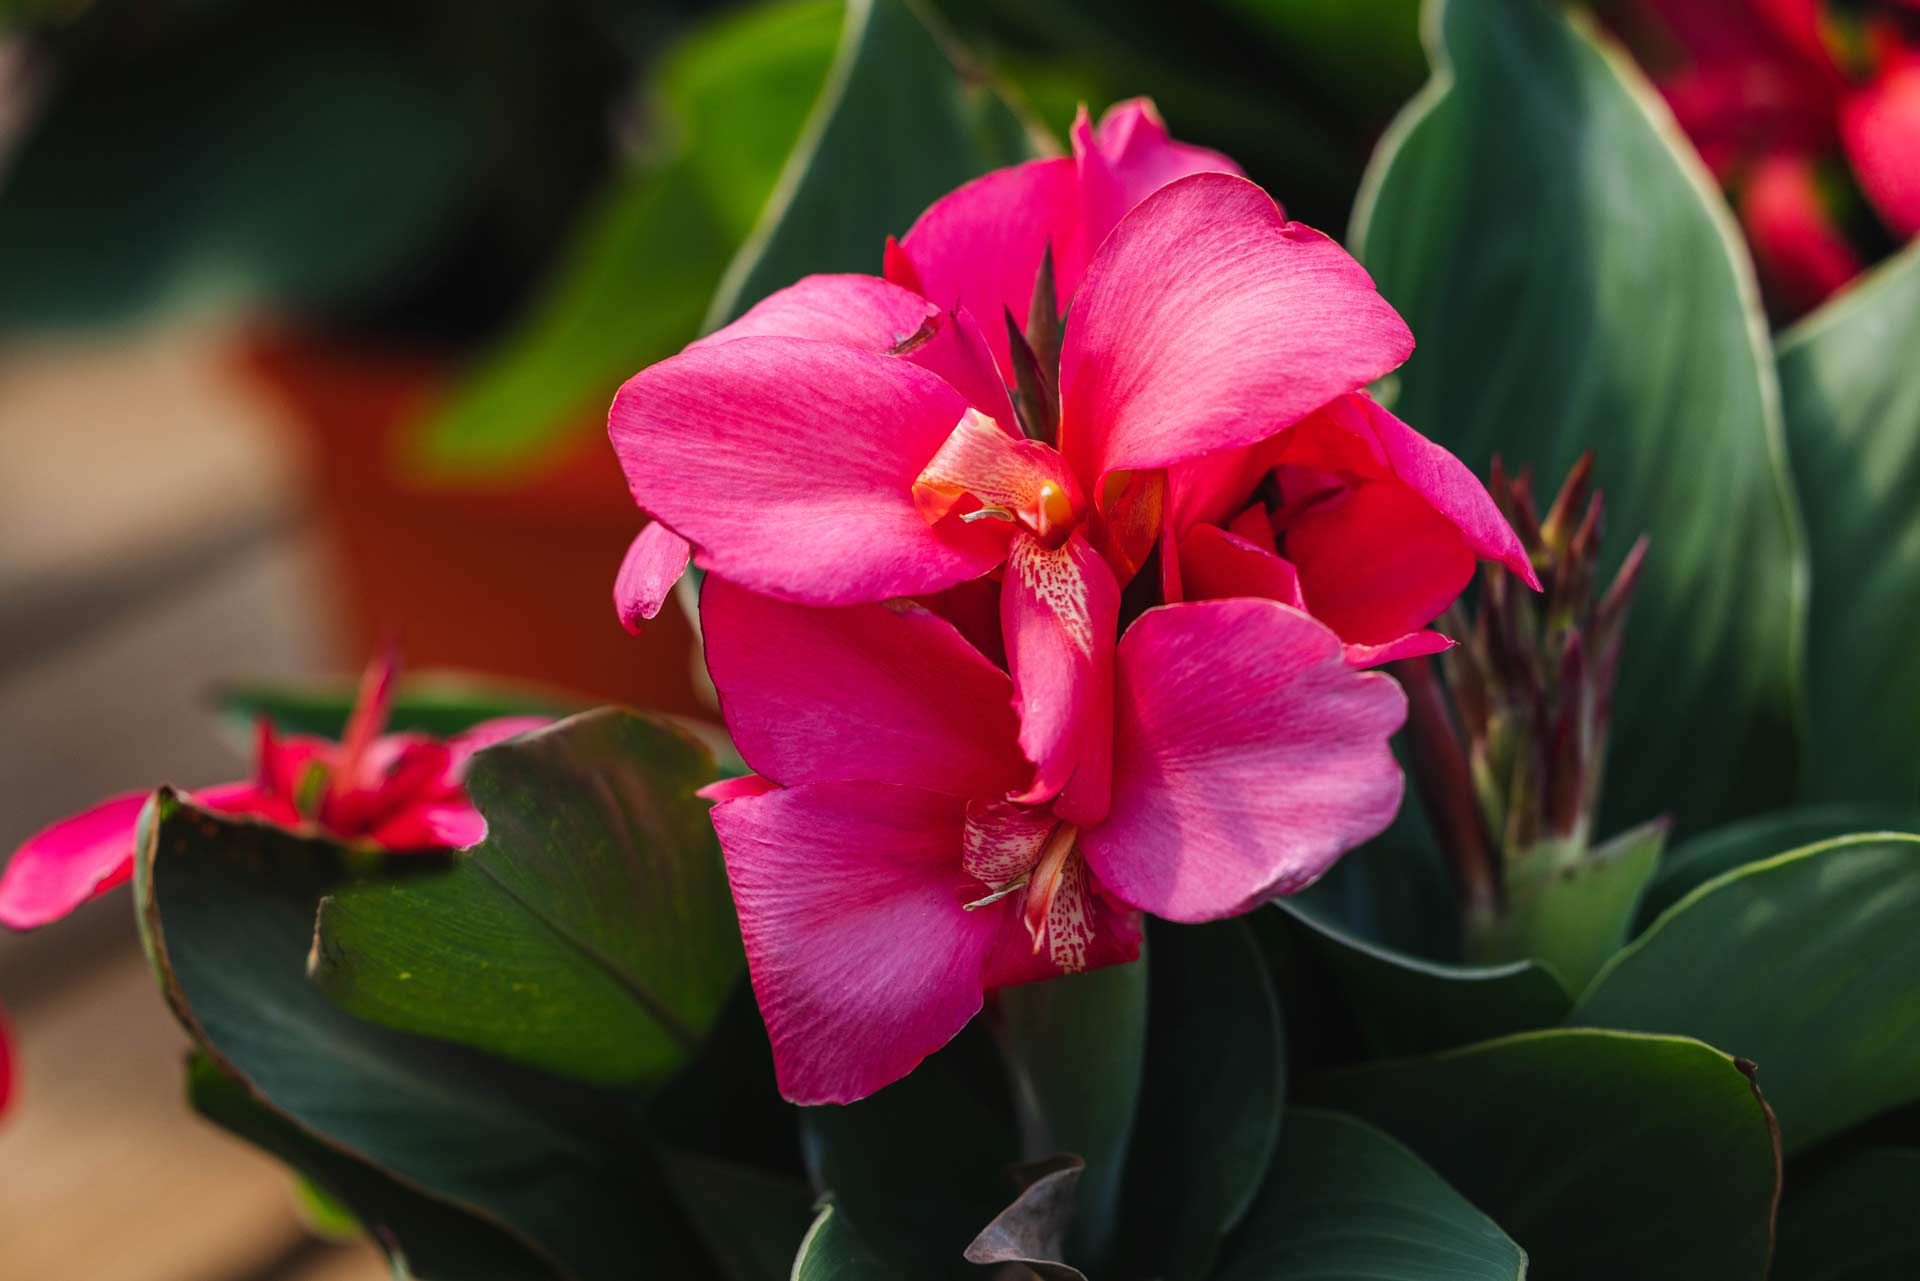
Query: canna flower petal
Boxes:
[
  {"xmin": 1740, "ymin": 152, "xmax": 1867, "ymax": 315},
  {"xmin": 610, "ymin": 337, "xmax": 1011, "ymax": 604},
  {"xmin": 1841, "ymin": 55, "xmax": 1920, "ymax": 238},
  {"xmin": 893, "ymin": 157, "xmax": 1080, "ymax": 383},
  {"xmin": 1057, "ymin": 173, "xmax": 1413, "ymax": 497},
  {"xmin": 702, "ymin": 576, "xmax": 1028, "ymax": 798},
  {"xmin": 1071, "ymin": 97, "xmax": 1245, "ymax": 268},
  {"xmin": 692, "ymin": 273, "xmax": 1017, "ymax": 431},
  {"xmin": 709, "ymin": 780, "xmax": 1002, "ymax": 1105},
  {"xmin": 0, "ymin": 792, "xmax": 148, "ymax": 930},
  {"xmin": 615, "ymin": 523, "xmax": 692, "ymax": 635},
  {"xmin": 1001, "ymin": 529, "xmax": 1118, "ymax": 825},
  {"xmin": 1080, "ymin": 599, "xmax": 1406, "ymax": 922}
]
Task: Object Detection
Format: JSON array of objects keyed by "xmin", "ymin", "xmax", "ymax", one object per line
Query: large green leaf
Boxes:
[
  {"xmin": 311, "ymin": 710, "xmax": 740, "ymax": 1087},
  {"xmin": 136, "ymin": 794, "xmax": 707, "ymax": 1281},
  {"xmin": 802, "ymin": 1024, "xmax": 1018, "ymax": 1279},
  {"xmin": 662, "ymin": 1152, "xmax": 817, "ymax": 1281},
  {"xmin": 187, "ymin": 1054, "xmax": 561, "ymax": 1281},
  {"xmin": 1352, "ymin": 0, "xmax": 1805, "ymax": 836},
  {"xmin": 1212, "ymin": 1108, "xmax": 1526, "ymax": 1281},
  {"xmin": 1114, "ymin": 921, "xmax": 1284, "ymax": 1281},
  {"xmin": 706, "ymin": 0, "xmax": 1038, "ymax": 326},
  {"xmin": 997, "ymin": 959, "xmax": 1148, "ymax": 1267},
  {"xmin": 1773, "ymin": 1147, "xmax": 1920, "ymax": 1280},
  {"xmin": 1636, "ymin": 804, "xmax": 1920, "ymax": 927},
  {"xmin": 1270, "ymin": 900, "xmax": 1571, "ymax": 1057},
  {"xmin": 1776, "ymin": 240, "xmax": 1920, "ymax": 807},
  {"xmin": 791, "ymin": 1204, "xmax": 892, "ymax": 1281},
  {"xmin": 1573, "ymin": 833, "xmax": 1920, "ymax": 1153},
  {"xmin": 1312, "ymin": 1029, "xmax": 1780, "ymax": 1279},
  {"xmin": 0, "ymin": 15, "xmax": 473, "ymax": 330},
  {"xmin": 412, "ymin": 0, "xmax": 842, "ymax": 476}
]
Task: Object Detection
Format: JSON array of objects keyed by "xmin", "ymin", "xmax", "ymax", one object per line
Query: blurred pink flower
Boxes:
[
  {"xmin": 698, "ymin": 577, "xmax": 1405, "ymax": 1104},
  {"xmin": 0, "ymin": 649, "xmax": 545, "ymax": 931},
  {"xmin": 611, "ymin": 99, "xmax": 1413, "ymax": 822},
  {"xmin": 1626, "ymin": 0, "xmax": 1920, "ymax": 312}
]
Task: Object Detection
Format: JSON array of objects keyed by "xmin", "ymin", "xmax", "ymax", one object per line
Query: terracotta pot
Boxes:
[{"xmin": 234, "ymin": 329, "xmax": 704, "ymax": 717}]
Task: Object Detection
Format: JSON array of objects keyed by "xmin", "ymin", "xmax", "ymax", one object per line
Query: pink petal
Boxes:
[
  {"xmin": 915, "ymin": 577, "xmax": 1007, "ymax": 668},
  {"xmin": 367, "ymin": 801, "xmax": 487, "ymax": 851},
  {"xmin": 1343, "ymin": 630, "xmax": 1454, "ymax": 669},
  {"xmin": 701, "ymin": 576, "xmax": 1028, "ymax": 798},
  {"xmin": 445, "ymin": 717, "xmax": 551, "ymax": 776},
  {"xmin": 615, "ymin": 523, "xmax": 692, "ymax": 635},
  {"xmin": 194, "ymin": 780, "xmax": 302, "ymax": 828},
  {"xmin": 1057, "ymin": 173, "xmax": 1413, "ymax": 496},
  {"xmin": 692, "ymin": 274, "xmax": 1017, "ymax": 431},
  {"xmin": 1080, "ymin": 600, "xmax": 1406, "ymax": 922},
  {"xmin": 710, "ymin": 781, "xmax": 1000, "ymax": 1104},
  {"xmin": 895, "ymin": 156, "xmax": 1081, "ymax": 383},
  {"xmin": 914, "ymin": 407, "xmax": 1082, "ymax": 529},
  {"xmin": 0, "ymin": 791, "xmax": 149, "ymax": 930},
  {"xmin": 1281, "ymin": 476, "xmax": 1481, "ymax": 647},
  {"xmin": 609, "ymin": 337, "xmax": 1008, "ymax": 604},
  {"xmin": 697, "ymin": 774, "xmax": 780, "ymax": 803},
  {"xmin": 1841, "ymin": 59, "xmax": 1920, "ymax": 238},
  {"xmin": 960, "ymin": 798, "xmax": 1057, "ymax": 886},
  {"xmin": 1073, "ymin": 98, "xmax": 1245, "ymax": 267},
  {"xmin": 1002, "ymin": 530, "xmax": 1119, "ymax": 825},
  {"xmin": 1320, "ymin": 394, "xmax": 1535, "ymax": 584},
  {"xmin": 1176, "ymin": 522, "xmax": 1307, "ymax": 609}
]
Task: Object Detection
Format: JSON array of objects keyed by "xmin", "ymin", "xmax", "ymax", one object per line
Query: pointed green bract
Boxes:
[
  {"xmin": 1776, "ymin": 240, "xmax": 1920, "ymax": 807},
  {"xmin": 1312, "ymin": 1029, "xmax": 1780, "ymax": 1279},
  {"xmin": 1212, "ymin": 1109, "xmax": 1526, "ymax": 1281},
  {"xmin": 791, "ymin": 1204, "xmax": 893, "ymax": 1281},
  {"xmin": 1574, "ymin": 833, "xmax": 1920, "ymax": 1153},
  {"xmin": 1352, "ymin": 0, "xmax": 1805, "ymax": 837},
  {"xmin": 310, "ymin": 710, "xmax": 740, "ymax": 1087}
]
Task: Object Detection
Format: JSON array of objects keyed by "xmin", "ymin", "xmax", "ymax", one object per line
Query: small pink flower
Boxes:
[
  {"xmin": 0, "ymin": 649, "xmax": 546, "ymax": 932},
  {"xmin": 610, "ymin": 99, "xmax": 1414, "ymax": 823},
  {"xmin": 1169, "ymin": 392, "xmax": 1537, "ymax": 667},
  {"xmin": 698, "ymin": 577, "xmax": 1406, "ymax": 1104}
]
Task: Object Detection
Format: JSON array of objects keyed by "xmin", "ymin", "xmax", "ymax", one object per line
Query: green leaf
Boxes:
[
  {"xmin": 997, "ymin": 959, "xmax": 1148, "ymax": 1266},
  {"xmin": 1115, "ymin": 920, "xmax": 1284, "ymax": 1281},
  {"xmin": 310, "ymin": 710, "xmax": 740, "ymax": 1087},
  {"xmin": 791, "ymin": 1203, "xmax": 892, "ymax": 1281},
  {"xmin": 1776, "ymin": 240, "xmax": 1920, "ymax": 807},
  {"xmin": 1352, "ymin": 0, "xmax": 1805, "ymax": 837},
  {"xmin": 1271, "ymin": 899, "xmax": 1571, "ymax": 1058},
  {"xmin": 1774, "ymin": 1147, "xmax": 1920, "ymax": 1280},
  {"xmin": 136, "ymin": 790, "xmax": 707, "ymax": 1281},
  {"xmin": 187, "ymin": 1054, "xmax": 561, "ymax": 1281},
  {"xmin": 0, "ymin": 15, "xmax": 473, "ymax": 330},
  {"xmin": 412, "ymin": 0, "xmax": 843, "ymax": 476},
  {"xmin": 217, "ymin": 673, "xmax": 578, "ymax": 740},
  {"xmin": 1472, "ymin": 817, "xmax": 1668, "ymax": 994},
  {"xmin": 1636, "ymin": 804, "xmax": 1920, "ymax": 928},
  {"xmin": 707, "ymin": 0, "xmax": 1039, "ymax": 327},
  {"xmin": 1311, "ymin": 1029, "xmax": 1781, "ymax": 1280},
  {"xmin": 1212, "ymin": 1108, "xmax": 1527, "ymax": 1281},
  {"xmin": 662, "ymin": 1151, "xmax": 817, "ymax": 1281},
  {"xmin": 803, "ymin": 1024, "xmax": 1019, "ymax": 1278},
  {"xmin": 1572, "ymin": 833, "xmax": 1920, "ymax": 1154}
]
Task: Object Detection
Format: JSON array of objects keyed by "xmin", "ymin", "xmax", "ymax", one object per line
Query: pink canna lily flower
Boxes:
[
  {"xmin": 1169, "ymin": 391, "xmax": 1538, "ymax": 667},
  {"xmin": 0, "ymin": 649, "xmax": 546, "ymax": 932},
  {"xmin": 697, "ymin": 576, "xmax": 1406, "ymax": 1105},
  {"xmin": 611, "ymin": 99, "xmax": 1415, "ymax": 826}
]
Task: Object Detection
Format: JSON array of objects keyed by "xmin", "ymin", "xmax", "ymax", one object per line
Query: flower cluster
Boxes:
[
  {"xmin": 0, "ymin": 649, "xmax": 545, "ymax": 931},
  {"xmin": 612, "ymin": 100, "xmax": 1534, "ymax": 1104},
  {"xmin": 1616, "ymin": 0, "xmax": 1920, "ymax": 314}
]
